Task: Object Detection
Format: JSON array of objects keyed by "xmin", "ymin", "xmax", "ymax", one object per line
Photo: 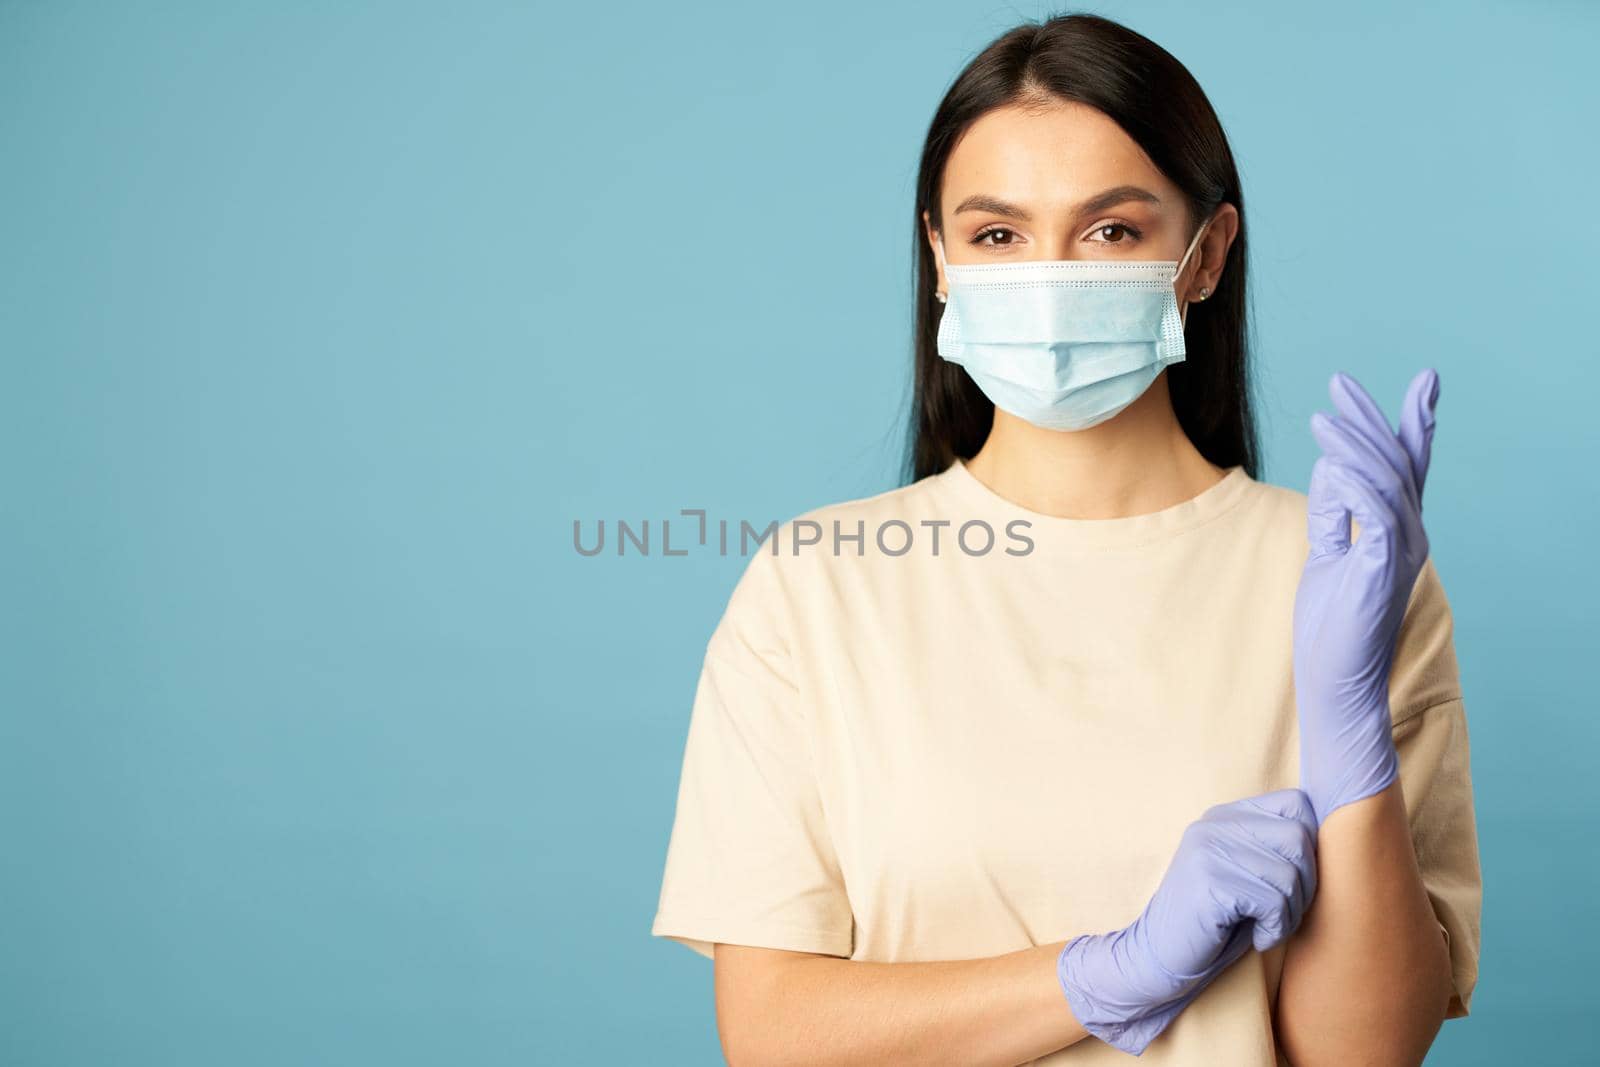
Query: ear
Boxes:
[
  {"xmin": 1182, "ymin": 202, "xmax": 1240, "ymax": 302},
  {"xmin": 922, "ymin": 209, "xmax": 947, "ymax": 296}
]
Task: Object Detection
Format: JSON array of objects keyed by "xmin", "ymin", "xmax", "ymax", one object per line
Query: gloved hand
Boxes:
[
  {"xmin": 1056, "ymin": 788, "xmax": 1319, "ymax": 1055},
  {"xmin": 1294, "ymin": 369, "xmax": 1438, "ymax": 826}
]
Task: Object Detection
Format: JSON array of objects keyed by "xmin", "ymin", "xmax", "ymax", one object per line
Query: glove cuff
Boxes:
[{"xmin": 1301, "ymin": 708, "xmax": 1400, "ymax": 824}]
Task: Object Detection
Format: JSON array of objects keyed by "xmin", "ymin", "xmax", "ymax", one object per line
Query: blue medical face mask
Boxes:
[{"xmin": 934, "ymin": 219, "xmax": 1212, "ymax": 432}]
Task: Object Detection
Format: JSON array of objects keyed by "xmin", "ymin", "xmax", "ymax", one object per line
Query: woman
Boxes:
[{"xmin": 651, "ymin": 13, "xmax": 1481, "ymax": 1065}]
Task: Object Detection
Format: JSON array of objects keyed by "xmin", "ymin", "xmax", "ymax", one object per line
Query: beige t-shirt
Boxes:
[{"xmin": 650, "ymin": 460, "xmax": 1482, "ymax": 1064}]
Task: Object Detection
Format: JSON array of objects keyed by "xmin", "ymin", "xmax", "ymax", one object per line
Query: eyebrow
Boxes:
[{"xmin": 952, "ymin": 184, "xmax": 1163, "ymax": 221}]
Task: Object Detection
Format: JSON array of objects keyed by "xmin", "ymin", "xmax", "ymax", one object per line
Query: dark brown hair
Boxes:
[{"xmin": 906, "ymin": 12, "xmax": 1258, "ymax": 482}]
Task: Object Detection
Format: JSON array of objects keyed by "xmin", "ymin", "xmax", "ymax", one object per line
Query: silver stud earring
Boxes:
[
  {"xmin": 935, "ymin": 291, "xmax": 947, "ymax": 304},
  {"xmin": 1197, "ymin": 286, "xmax": 1211, "ymax": 300}
]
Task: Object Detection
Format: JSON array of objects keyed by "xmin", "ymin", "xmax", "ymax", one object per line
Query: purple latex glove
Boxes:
[
  {"xmin": 1056, "ymin": 789, "xmax": 1319, "ymax": 1055},
  {"xmin": 1294, "ymin": 369, "xmax": 1439, "ymax": 826}
]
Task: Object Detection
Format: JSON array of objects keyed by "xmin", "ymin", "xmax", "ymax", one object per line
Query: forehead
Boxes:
[{"xmin": 941, "ymin": 100, "xmax": 1179, "ymax": 215}]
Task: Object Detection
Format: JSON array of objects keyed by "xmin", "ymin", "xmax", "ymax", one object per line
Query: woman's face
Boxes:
[{"xmin": 924, "ymin": 99, "xmax": 1236, "ymax": 302}]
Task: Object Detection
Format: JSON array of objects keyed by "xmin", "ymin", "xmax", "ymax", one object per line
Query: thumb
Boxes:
[{"xmin": 1306, "ymin": 455, "xmax": 1351, "ymax": 558}]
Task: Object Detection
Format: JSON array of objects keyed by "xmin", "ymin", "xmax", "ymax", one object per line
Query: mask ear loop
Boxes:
[{"xmin": 1175, "ymin": 216, "xmax": 1212, "ymax": 329}]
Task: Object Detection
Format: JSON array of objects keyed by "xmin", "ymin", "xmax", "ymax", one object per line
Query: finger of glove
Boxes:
[
  {"xmin": 1310, "ymin": 409, "xmax": 1416, "ymax": 522},
  {"xmin": 1231, "ymin": 788, "xmax": 1320, "ymax": 837},
  {"xmin": 1396, "ymin": 368, "xmax": 1439, "ymax": 503},
  {"xmin": 1217, "ymin": 810, "xmax": 1318, "ymax": 928},
  {"xmin": 1306, "ymin": 456, "xmax": 1352, "ymax": 558},
  {"xmin": 1327, "ymin": 372, "xmax": 1422, "ymax": 515},
  {"xmin": 1227, "ymin": 804, "xmax": 1319, "ymax": 879},
  {"xmin": 1209, "ymin": 852, "xmax": 1297, "ymax": 952},
  {"xmin": 1195, "ymin": 789, "xmax": 1318, "ymax": 914},
  {"xmin": 1324, "ymin": 452, "xmax": 1428, "ymax": 567},
  {"xmin": 1215, "ymin": 818, "xmax": 1312, "ymax": 924},
  {"xmin": 1318, "ymin": 457, "xmax": 1402, "ymax": 558}
]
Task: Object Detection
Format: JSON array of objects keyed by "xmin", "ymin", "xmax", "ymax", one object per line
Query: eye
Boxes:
[
  {"xmin": 1086, "ymin": 221, "xmax": 1142, "ymax": 244},
  {"xmin": 970, "ymin": 225, "xmax": 1019, "ymax": 248}
]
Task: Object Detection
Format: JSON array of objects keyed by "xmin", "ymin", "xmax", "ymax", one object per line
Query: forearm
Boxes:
[
  {"xmin": 714, "ymin": 940, "xmax": 1086, "ymax": 1067},
  {"xmin": 1275, "ymin": 779, "xmax": 1453, "ymax": 1065}
]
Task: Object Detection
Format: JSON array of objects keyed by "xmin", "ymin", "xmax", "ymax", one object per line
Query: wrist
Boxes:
[
  {"xmin": 1299, "ymin": 706, "xmax": 1399, "ymax": 824},
  {"xmin": 1055, "ymin": 919, "xmax": 1208, "ymax": 1056}
]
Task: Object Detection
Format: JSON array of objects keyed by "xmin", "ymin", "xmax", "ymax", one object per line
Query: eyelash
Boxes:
[{"xmin": 969, "ymin": 221, "xmax": 1144, "ymax": 247}]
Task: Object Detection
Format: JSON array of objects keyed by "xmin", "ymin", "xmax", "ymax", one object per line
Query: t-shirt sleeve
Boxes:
[
  {"xmin": 1387, "ymin": 555, "xmax": 1482, "ymax": 1019},
  {"xmin": 650, "ymin": 548, "xmax": 855, "ymax": 961}
]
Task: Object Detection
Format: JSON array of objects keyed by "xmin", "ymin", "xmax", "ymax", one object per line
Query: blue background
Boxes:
[{"xmin": 3, "ymin": 0, "xmax": 1595, "ymax": 1063}]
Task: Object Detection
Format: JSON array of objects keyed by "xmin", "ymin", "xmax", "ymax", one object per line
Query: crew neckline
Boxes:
[{"xmin": 938, "ymin": 458, "xmax": 1255, "ymax": 549}]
